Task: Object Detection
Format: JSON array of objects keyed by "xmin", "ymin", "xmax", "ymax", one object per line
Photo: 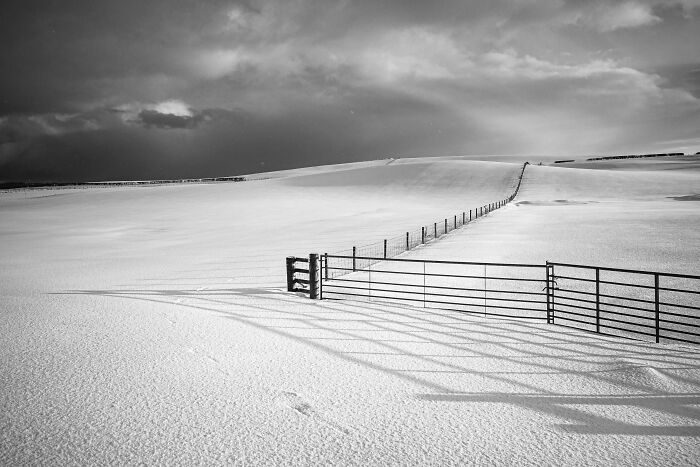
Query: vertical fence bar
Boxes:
[
  {"xmin": 483, "ymin": 264, "xmax": 487, "ymax": 317},
  {"xmin": 422, "ymin": 226, "xmax": 425, "ymax": 244},
  {"xmin": 423, "ymin": 262, "xmax": 426, "ymax": 308},
  {"xmin": 434, "ymin": 222, "xmax": 437, "ymax": 238},
  {"xmin": 352, "ymin": 246, "xmax": 356, "ymax": 272},
  {"xmin": 551, "ymin": 265, "xmax": 555, "ymax": 324},
  {"xmin": 383, "ymin": 239, "xmax": 387, "ymax": 259},
  {"xmin": 406, "ymin": 232, "xmax": 409, "ymax": 250},
  {"xmin": 309, "ymin": 253, "xmax": 318, "ymax": 299},
  {"xmin": 655, "ymin": 273, "xmax": 660, "ymax": 343},
  {"xmin": 454, "ymin": 215, "xmax": 457, "ymax": 230},
  {"xmin": 368, "ymin": 260, "xmax": 371, "ymax": 301},
  {"xmin": 545, "ymin": 263, "xmax": 551, "ymax": 324},
  {"xmin": 286, "ymin": 256, "xmax": 295, "ymax": 292},
  {"xmin": 445, "ymin": 218, "xmax": 448, "ymax": 233},
  {"xmin": 319, "ymin": 255, "xmax": 323, "ymax": 300},
  {"xmin": 463, "ymin": 212, "xmax": 466, "ymax": 224},
  {"xmin": 324, "ymin": 253, "xmax": 328, "ymax": 281},
  {"xmin": 547, "ymin": 263, "xmax": 555, "ymax": 324},
  {"xmin": 469, "ymin": 209, "xmax": 472, "ymax": 221},
  {"xmin": 595, "ymin": 268, "xmax": 600, "ymax": 333}
]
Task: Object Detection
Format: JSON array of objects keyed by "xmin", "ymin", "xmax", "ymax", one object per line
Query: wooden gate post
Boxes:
[
  {"xmin": 309, "ymin": 253, "xmax": 319, "ymax": 299},
  {"xmin": 286, "ymin": 256, "xmax": 295, "ymax": 292}
]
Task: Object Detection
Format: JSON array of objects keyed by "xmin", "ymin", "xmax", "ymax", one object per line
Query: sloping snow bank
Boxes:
[{"xmin": 407, "ymin": 163, "xmax": 700, "ymax": 274}]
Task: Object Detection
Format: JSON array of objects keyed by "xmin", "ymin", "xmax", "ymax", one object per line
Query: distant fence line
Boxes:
[
  {"xmin": 324, "ymin": 162, "xmax": 529, "ymax": 279},
  {"xmin": 286, "ymin": 255, "xmax": 700, "ymax": 346}
]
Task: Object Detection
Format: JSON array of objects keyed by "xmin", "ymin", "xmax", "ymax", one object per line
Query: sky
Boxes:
[{"xmin": 1, "ymin": 0, "xmax": 699, "ymax": 182}]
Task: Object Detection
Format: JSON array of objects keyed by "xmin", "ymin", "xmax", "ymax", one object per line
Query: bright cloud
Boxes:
[{"xmin": 148, "ymin": 99, "xmax": 192, "ymax": 117}]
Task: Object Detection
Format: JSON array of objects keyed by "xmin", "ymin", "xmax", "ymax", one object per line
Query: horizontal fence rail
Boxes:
[{"xmin": 286, "ymin": 255, "xmax": 700, "ymax": 346}]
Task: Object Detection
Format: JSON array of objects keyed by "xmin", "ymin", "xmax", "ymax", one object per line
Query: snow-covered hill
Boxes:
[{"xmin": 1, "ymin": 157, "xmax": 698, "ymax": 465}]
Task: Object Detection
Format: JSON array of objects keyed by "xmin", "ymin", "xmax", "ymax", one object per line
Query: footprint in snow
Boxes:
[{"xmin": 274, "ymin": 391, "xmax": 353, "ymax": 436}]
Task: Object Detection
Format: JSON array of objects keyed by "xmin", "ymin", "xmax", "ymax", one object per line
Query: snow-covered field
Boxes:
[{"xmin": 1, "ymin": 157, "xmax": 699, "ymax": 464}]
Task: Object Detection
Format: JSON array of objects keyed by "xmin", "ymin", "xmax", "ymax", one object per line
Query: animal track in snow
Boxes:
[{"xmin": 274, "ymin": 391, "xmax": 354, "ymax": 436}]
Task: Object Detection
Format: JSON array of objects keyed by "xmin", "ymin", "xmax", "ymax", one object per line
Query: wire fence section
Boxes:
[
  {"xmin": 549, "ymin": 262, "xmax": 700, "ymax": 345},
  {"xmin": 321, "ymin": 255, "xmax": 548, "ymax": 320},
  {"xmin": 326, "ymin": 162, "xmax": 529, "ymax": 279}
]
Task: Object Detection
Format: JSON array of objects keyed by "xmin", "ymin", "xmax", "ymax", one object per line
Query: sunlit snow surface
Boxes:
[{"xmin": 1, "ymin": 157, "xmax": 699, "ymax": 465}]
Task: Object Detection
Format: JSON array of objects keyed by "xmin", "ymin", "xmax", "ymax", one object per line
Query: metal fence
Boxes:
[
  {"xmin": 286, "ymin": 255, "xmax": 700, "ymax": 345},
  {"xmin": 548, "ymin": 262, "xmax": 700, "ymax": 345},
  {"xmin": 326, "ymin": 162, "xmax": 529, "ymax": 279},
  {"xmin": 320, "ymin": 255, "xmax": 548, "ymax": 320}
]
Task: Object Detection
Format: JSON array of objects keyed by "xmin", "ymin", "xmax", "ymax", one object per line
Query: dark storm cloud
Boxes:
[
  {"xmin": 1, "ymin": 0, "xmax": 699, "ymax": 182},
  {"xmin": 0, "ymin": 87, "xmax": 479, "ymax": 182},
  {"xmin": 136, "ymin": 110, "xmax": 203, "ymax": 130}
]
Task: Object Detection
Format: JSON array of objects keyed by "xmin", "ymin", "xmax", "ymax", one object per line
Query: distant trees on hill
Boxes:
[{"xmin": 585, "ymin": 153, "xmax": 684, "ymax": 161}]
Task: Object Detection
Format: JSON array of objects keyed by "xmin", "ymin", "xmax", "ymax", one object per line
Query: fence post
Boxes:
[
  {"xmin": 444, "ymin": 218, "xmax": 448, "ymax": 233},
  {"xmin": 406, "ymin": 232, "xmax": 409, "ymax": 250},
  {"xmin": 309, "ymin": 253, "xmax": 318, "ymax": 299},
  {"xmin": 352, "ymin": 246, "xmax": 356, "ymax": 272},
  {"xmin": 434, "ymin": 222, "xmax": 437, "ymax": 238},
  {"xmin": 469, "ymin": 209, "xmax": 472, "ymax": 221},
  {"xmin": 463, "ymin": 212, "xmax": 465, "ymax": 224},
  {"xmin": 286, "ymin": 256, "xmax": 295, "ymax": 292},
  {"xmin": 422, "ymin": 226, "xmax": 425, "ymax": 244},
  {"xmin": 655, "ymin": 273, "xmax": 660, "ymax": 343},
  {"xmin": 546, "ymin": 262, "xmax": 555, "ymax": 324},
  {"xmin": 324, "ymin": 253, "xmax": 328, "ymax": 280},
  {"xmin": 595, "ymin": 268, "xmax": 600, "ymax": 333},
  {"xmin": 383, "ymin": 239, "xmax": 387, "ymax": 259},
  {"xmin": 454, "ymin": 215, "xmax": 457, "ymax": 229}
]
